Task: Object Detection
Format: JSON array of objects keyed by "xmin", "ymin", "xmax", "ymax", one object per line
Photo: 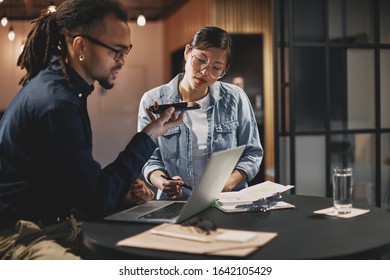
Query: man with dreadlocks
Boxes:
[{"xmin": 0, "ymin": 0, "xmax": 183, "ymax": 259}]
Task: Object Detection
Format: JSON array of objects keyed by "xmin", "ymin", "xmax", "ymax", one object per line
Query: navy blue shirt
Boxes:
[{"xmin": 0, "ymin": 57, "xmax": 156, "ymax": 220}]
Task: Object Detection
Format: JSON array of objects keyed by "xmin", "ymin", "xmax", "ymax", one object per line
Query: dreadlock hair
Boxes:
[{"xmin": 17, "ymin": 0, "xmax": 128, "ymax": 86}]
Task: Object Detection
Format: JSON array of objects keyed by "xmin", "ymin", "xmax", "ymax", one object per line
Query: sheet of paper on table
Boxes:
[
  {"xmin": 217, "ymin": 180, "xmax": 294, "ymax": 206},
  {"xmin": 117, "ymin": 223, "xmax": 278, "ymax": 257}
]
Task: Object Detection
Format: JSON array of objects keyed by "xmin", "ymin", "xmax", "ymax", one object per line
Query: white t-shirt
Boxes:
[{"xmin": 186, "ymin": 94, "xmax": 210, "ymax": 186}]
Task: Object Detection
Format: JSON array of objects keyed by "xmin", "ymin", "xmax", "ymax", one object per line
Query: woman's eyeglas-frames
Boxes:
[
  {"xmin": 190, "ymin": 51, "xmax": 226, "ymax": 79},
  {"xmin": 74, "ymin": 34, "xmax": 132, "ymax": 62}
]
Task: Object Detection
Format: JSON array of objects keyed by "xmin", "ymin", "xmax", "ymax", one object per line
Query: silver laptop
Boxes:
[{"xmin": 104, "ymin": 145, "xmax": 245, "ymax": 224}]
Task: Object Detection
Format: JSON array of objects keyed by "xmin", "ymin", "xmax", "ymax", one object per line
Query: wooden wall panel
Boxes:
[
  {"xmin": 164, "ymin": 0, "xmax": 214, "ymax": 78},
  {"xmin": 164, "ymin": 0, "xmax": 274, "ymax": 180}
]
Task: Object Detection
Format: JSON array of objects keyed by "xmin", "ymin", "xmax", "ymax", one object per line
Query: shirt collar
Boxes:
[
  {"xmin": 67, "ymin": 64, "xmax": 95, "ymax": 98},
  {"xmin": 50, "ymin": 56, "xmax": 94, "ymax": 98}
]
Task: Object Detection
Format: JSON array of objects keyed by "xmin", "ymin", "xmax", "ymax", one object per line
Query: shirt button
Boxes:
[{"xmin": 78, "ymin": 93, "xmax": 82, "ymax": 98}]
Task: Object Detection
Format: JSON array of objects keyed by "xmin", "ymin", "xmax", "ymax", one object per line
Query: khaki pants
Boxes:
[{"xmin": 0, "ymin": 217, "xmax": 96, "ymax": 260}]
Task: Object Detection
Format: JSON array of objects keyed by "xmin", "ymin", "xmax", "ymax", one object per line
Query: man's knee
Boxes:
[{"xmin": 12, "ymin": 239, "xmax": 81, "ymax": 260}]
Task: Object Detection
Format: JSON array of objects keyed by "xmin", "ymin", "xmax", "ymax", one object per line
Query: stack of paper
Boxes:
[
  {"xmin": 215, "ymin": 181, "xmax": 295, "ymax": 213},
  {"xmin": 217, "ymin": 181, "xmax": 294, "ymax": 205},
  {"xmin": 117, "ymin": 223, "xmax": 278, "ymax": 257}
]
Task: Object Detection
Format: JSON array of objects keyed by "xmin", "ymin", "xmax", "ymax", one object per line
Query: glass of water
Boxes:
[{"xmin": 333, "ymin": 167, "xmax": 353, "ymax": 214}]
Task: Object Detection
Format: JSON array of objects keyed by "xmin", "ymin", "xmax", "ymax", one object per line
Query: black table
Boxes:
[{"xmin": 81, "ymin": 194, "xmax": 390, "ymax": 259}]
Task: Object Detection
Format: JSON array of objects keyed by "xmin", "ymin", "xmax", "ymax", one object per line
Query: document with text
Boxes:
[{"xmin": 216, "ymin": 181, "xmax": 294, "ymax": 206}]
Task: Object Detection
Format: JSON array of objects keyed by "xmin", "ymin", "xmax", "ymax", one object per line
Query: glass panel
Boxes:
[
  {"xmin": 328, "ymin": 0, "xmax": 343, "ymax": 42},
  {"xmin": 294, "ymin": 48, "xmax": 326, "ymax": 132},
  {"xmin": 346, "ymin": 0, "xmax": 375, "ymax": 43},
  {"xmin": 380, "ymin": 0, "xmax": 390, "ymax": 44},
  {"xmin": 329, "ymin": 0, "xmax": 375, "ymax": 43},
  {"xmin": 279, "ymin": 136, "xmax": 291, "ymax": 186},
  {"xmin": 330, "ymin": 133, "xmax": 375, "ymax": 206},
  {"xmin": 347, "ymin": 49, "xmax": 375, "ymax": 129},
  {"xmin": 382, "ymin": 133, "xmax": 390, "ymax": 210},
  {"xmin": 329, "ymin": 48, "xmax": 347, "ymax": 130},
  {"xmin": 329, "ymin": 49, "xmax": 374, "ymax": 130},
  {"xmin": 295, "ymin": 136, "xmax": 326, "ymax": 196},
  {"xmin": 381, "ymin": 50, "xmax": 390, "ymax": 128},
  {"xmin": 293, "ymin": 0, "xmax": 325, "ymax": 42}
]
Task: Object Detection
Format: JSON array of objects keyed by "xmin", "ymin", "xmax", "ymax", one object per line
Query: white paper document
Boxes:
[
  {"xmin": 215, "ymin": 200, "xmax": 295, "ymax": 213},
  {"xmin": 217, "ymin": 180, "xmax": 294, "ymax": 206}
]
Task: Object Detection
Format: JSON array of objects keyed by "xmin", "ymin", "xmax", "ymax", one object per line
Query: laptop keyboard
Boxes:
[{"xmin": 139, "ymin": 202, "xmax": 185, "ymax": 220}]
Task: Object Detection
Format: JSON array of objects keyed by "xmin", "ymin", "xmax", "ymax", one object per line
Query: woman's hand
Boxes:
[
  {"xmin": 161, "ymin": 175, "xmax": 184, "ymax": 200},
  {"xmin": 222, "ymin": 169, "xmax": 247, "ymax": 192},
  {"xmin": 150, "ymin": 170, "xmax": 184, "ymax": 200}
]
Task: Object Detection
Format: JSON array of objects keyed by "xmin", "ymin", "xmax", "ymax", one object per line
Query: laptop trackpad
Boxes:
[{"xmin": 126, "ymin": 201, "xmax": 172, "ymax": 215}]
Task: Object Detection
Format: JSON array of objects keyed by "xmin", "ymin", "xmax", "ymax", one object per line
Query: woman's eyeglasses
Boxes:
[
  {"xmin": 190, "ymin": 51, "xmax": 226, "ymax": 79},
  {"xmin": 74, "ymin": 34, "xmax": 132, "ymax": 62}
]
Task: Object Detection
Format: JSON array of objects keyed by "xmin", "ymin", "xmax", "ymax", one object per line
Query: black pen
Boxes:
[
  {"xmin": 160, "ymin": 174, "xmax": 193, "ymax": 191},
  {"xmin": 235, "ymin": 199, "xmax": 278, "ymax": 209},
  {"xmin": 239, "ymin": 205, "xmax": 270, "ymax": 212},
  {"xmin": 235, "ymin": 201, "xmax": 268, "ymax": 209}
]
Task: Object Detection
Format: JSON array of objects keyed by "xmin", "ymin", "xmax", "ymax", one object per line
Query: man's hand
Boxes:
[
  {"xmin": 121, "ymin": 179, "xmax": 155, "ymax": 207},
  {"xmin": 142, "ymin": 101, "xmax": 184, "ymax": 140}
]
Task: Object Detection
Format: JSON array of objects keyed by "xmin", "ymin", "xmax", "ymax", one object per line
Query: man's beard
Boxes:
[
  {"xmin": 98, "ymin": 66, "xmax": 121, "ymax": 89},
  {"xmin": 98, "ymin": 78, "xmax": 114, "ymax": 90}
]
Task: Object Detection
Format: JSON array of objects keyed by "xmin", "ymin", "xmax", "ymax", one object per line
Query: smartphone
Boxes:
[{"xmin": 149, "ymin": 101, "xmax": 201, "ymax": 114}]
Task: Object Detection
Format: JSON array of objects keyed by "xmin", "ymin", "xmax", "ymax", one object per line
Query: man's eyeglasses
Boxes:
[
  {"xmin": 190, "ymin": 51, "xmax": 226, "ymax": 80},
  {"xmin": 74, "ymin": 34, "xmax": 132, "ymax": 62}
]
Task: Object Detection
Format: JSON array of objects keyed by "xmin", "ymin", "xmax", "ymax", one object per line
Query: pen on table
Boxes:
[
  {"xmin": 235, "ymin": 201, "xmax": 268, "ymax": 209},
  {"xmin": 235, "ymin": 199, "xmax": 278, "ymax": 209},
  {"xmin": 160, "ymin": 174, "xmax": 193, "ymax": 191},
  {"xmin": 236, "ymin": 204, "xmax": 270, "ymax": 212}
]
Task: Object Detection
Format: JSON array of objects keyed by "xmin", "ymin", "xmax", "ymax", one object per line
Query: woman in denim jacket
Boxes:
[{"xmin": 138, "ymin": 26, "xmax": 263, "ymax": 200}]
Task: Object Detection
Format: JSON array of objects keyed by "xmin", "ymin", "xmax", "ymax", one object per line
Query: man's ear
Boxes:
[{"xmin": 72, "ymin": 36, "xmax": 85, "ymax": 56}]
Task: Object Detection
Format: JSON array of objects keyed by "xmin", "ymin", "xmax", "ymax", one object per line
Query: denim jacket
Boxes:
[{"xmin": 138, "ymin": 73, "xmax": 263, "ymax": 199}]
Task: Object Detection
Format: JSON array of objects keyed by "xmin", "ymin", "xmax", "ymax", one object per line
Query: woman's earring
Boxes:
[{"xmin": 79, "ymin": 54, "xmax": 85, "ymax": 61}]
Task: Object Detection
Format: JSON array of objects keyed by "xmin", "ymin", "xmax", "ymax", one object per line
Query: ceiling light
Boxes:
[
  {"xmin": 137, "ymin": 14, "xmax": 146, "ymax": 26},
  {"xmin": 1, "ymin": 16, "xmax": 7, "ymax": 27},
  {"xmin": 8, "ymin": 25, "xmax": 15, "ymax": 41}
]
